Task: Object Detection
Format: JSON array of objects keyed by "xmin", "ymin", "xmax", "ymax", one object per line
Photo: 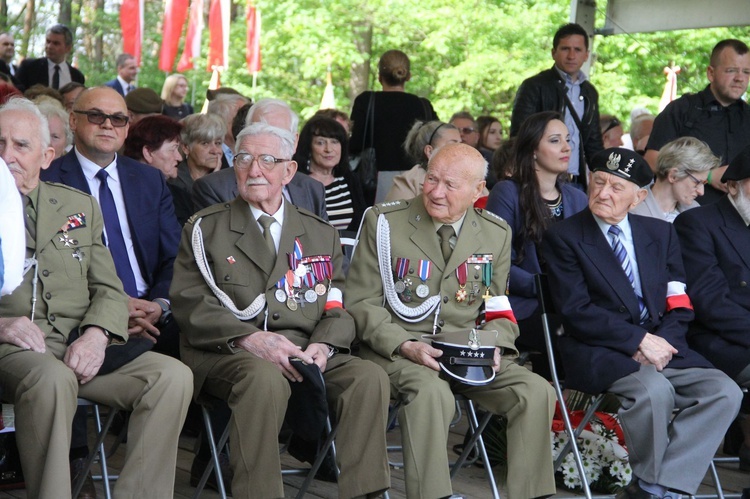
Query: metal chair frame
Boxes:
[{"xmin": 73, "ymin": 398, "xmax": 118, "ymax": 499}]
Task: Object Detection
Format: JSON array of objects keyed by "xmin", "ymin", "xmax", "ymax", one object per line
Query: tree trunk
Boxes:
[
  {"xmin": 59, "ymin": 0, "xmax": 72, "ymax": 26},
  {"xmin": 349, "ymin": 20, "xmax": 372, "ymax": 102},
  {"xmin": 0, "ymin": 0, "xmax": 7, "ymax": 32},
  {"xmin": 94, "ymin": 0, "xmax": 103, "ymax": 68},
  {"xmin": 20, "ymin": 0, "xmax": 34, "ymax": 58}
]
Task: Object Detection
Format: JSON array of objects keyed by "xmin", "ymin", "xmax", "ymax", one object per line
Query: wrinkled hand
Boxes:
[
  {"xmin": 127, "ymin": 298, "xmax": 161, "ymax": 340},
  {"xmin": 0, "ymin": 317, "xmax": 46, "ymax": 353},
  {"xmin": 399, "ymin": 341, "xmax": 443, "ymax": 372},
  {"xmin": 304, "ymin": 343, "xmax": 331, "ymax": 373},
  {"xmin": 637, "ymin": 333, "xmax": 678, "ymax": 371},
  {"xmin": 493, "ymin": 347, "xmax": 501, "ymax": 373},
  {"xmin": 64, "ymin": 327, "xmax": 108, "ymax": 384},
  {"xmin": 709, "ymin": 165, "xmax": 729, "ymax": 193},
  {"xmin": 235, "ymin": 331, "xmax": 314, "ymax": 382}
]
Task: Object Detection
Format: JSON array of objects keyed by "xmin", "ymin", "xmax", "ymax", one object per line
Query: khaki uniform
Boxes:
[
  {"xmin": 170, "ymin": 198, "xmax": 390, "ymax": 499},
  {"xmin": 0, "ymin": 182, "xmax": 192, "ymax": 499},
  {"xmin": 346, "ymin": 196, "xmax": 556, "ymax": 499}
]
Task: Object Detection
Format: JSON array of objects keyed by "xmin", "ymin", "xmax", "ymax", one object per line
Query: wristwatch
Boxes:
[{"xmin": 153, "ymin": 298, "xmax": 172, "ymax": 325}]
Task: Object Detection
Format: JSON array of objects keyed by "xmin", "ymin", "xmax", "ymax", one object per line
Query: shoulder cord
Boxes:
[
  {"xmin": 191, "ymin": 218, "xmax": 265, "ymax": 320},
  {"xmin": 376, "ymin": 213, "xmax": 440, "ymax": 322}
]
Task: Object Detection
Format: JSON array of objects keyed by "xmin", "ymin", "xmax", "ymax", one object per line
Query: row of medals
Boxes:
[
  {"xmin": 395, "ymin": 278, "xmax": 482, "ymax": 304},
  {"xmin": 274, "ymin": 264, "xmax": 328, "ymax": 311}
]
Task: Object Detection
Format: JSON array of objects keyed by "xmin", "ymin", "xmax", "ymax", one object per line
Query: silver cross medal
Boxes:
[{"xmin": 72, "ymin": 248, "xmax": 83, "ymax": 261}]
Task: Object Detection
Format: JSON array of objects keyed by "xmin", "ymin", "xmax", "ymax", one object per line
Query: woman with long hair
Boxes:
[{"xmin": 161, "ymin": 74, "xmax": 194, "ymax": 119}]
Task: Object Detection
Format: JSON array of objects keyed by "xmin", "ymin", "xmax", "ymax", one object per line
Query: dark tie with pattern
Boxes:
[
  {"xmin": 22, "ymin": 195, "xmax": 36, "ymax": 242},
  {"xmin": 52, "ymin": 64, "xmax": 60, "ymax": 89},
  {"xmin": 96, "ymin": 169, "xmax": 138, "ymax": 297},
  {"xmin": 438, "ymin": 224, "xmax": 455, "ymax": 263},
  {"xmin": 258, "ymin": 215, "xmax": 276, "ymax": 257},
  {"xmin": 608, "ymin": 225, "xmax": 649, "ymax": 323}
]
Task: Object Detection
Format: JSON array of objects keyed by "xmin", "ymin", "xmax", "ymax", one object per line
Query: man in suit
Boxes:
[
  {"xmin": 511, "ymin": 23, "xmax": 603, "ymax": 190},
  {"xmin": 0, "ymin": 97, "xmax": 191, "ymax": 499},
  {"xmin": 192, "ymin": 97, "xmax": 328, "ymax": 219},
  {"xmin": 104, "ymin": 53, "xmax": 138, "ymax": 97},
  {"xmin": 0, "ymin": 33, "xmax": 17, "ymax": 77},
  {"xmin": 16, "ymin": 24, "xmax": 85, "ymax": 91},
  {"xmin": 674, "ymin": 145, "xmax": 750, "ymax": 463},
  {"xmin": 346, "ymin": 143, "xmax": 556, "ymax": 499},
  {"xmin": 540, "ymin": 147, "xmax": 742, "ymax": 498},
  {"xmin": 170, "ymin": 121, "xmax": 390, "ymax": 498}
]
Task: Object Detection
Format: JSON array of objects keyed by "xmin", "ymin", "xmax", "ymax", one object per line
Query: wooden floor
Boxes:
[{"xmin": 0, "ymin": 412, "xmax": 747, "ymax": 499}]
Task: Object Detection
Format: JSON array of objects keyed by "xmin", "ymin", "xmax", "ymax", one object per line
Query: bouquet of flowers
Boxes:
[{"xmin": 551, "ymin": 402, "xmax": 632, "ymax": 492}]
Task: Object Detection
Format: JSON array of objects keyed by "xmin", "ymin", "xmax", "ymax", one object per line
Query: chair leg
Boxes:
[
  {"xmin": 295, "ymin": 417, "xmax": 339, "ymax": 499},
  {"xmin": 192, "ymin": 406, "xmax": 229, "ymax": 499},
  {"xmin": 449, "ymin": 399, "xmax": 500, "ymax": 499},
  {"xmin": 72, "ymin": 404, "xmax": 117, "ymax": 499}
]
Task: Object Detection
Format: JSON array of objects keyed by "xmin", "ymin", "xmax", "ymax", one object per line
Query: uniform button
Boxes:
[
  {"xmin": 272, "ymin": 313, "xmax": 280, "ymax": 320},
  {"xmin": 224, "ymin": 275, "xmax": 230, "ymax": 281},
  {"xmin": 438, "ymin": 319, "xmax": 445, "ymax": 327},
  {"xmin": 217, "ymin": 346, "xmax": 222, "ymax": 351},
  {"xmin": 409, "ymin": 268, "xmax": 414, "ymax": 274},
  {"xmin": 42, "ymin": 270, "xmax": 49, "ymax": 277},
  {"xmin": 49, "ymin": 314, "xmax": 56, "ymax": 321},
  {"xmin": 741, "ymin": 281, "xmax": 747, "ymax": 288},
  {"xmin": 45, "ymin": 292, "xmax": 51, "ymax": 299},
  {"xmin": 443, "ymin": 296, "xmax": 449, "ymax": 303},
  {"xmin": 618, "ymin": 306, "xmax": 626, "ymax": 313},
  {"xmin": 659, "ymin": 312, "xmax": 664, "ymax": 318}
]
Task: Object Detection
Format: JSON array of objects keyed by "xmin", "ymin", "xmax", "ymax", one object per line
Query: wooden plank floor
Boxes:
[{"xmin": 0, "ymin": 413, "xmax": 747, "ymax": 498}]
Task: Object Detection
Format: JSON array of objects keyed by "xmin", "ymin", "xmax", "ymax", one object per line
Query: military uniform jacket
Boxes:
[
  {"xmin": 346, "ymin": 196, "xmax": 519, "ymax": 361},
  {"xmin": 0, "ymin": 182, "xmax": 128, "ymax": 360},
  {"xmin": 170, "ymin": 197, "xmax": 354, "ymax": 394}
]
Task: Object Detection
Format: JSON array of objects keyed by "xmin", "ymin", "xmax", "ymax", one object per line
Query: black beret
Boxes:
[
  {"xmin": 589, "ymin": 147, "xmax": 653, "ymax": 188},
  {"xmin": 722, "ymin": 145, "xmax": 750, "ymax": 182}
]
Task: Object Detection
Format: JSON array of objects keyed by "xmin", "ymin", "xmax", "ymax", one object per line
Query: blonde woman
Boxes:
[{"xmin": 161, "ymin": 74, "xmax": 193, "ymax": 119}]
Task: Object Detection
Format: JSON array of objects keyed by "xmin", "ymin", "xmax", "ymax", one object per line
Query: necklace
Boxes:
[{"xmin": 545, "ymin": 193, "xmax": 563, "ymax": 218}]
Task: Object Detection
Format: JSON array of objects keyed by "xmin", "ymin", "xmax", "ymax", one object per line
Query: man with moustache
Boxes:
[
  {"xmin": 170, "ymin": 121, "xmax": 390, "ymax": 499},
  {"xmin": 541, "ymin": 147, "xmax": 742, "ymax": 498}
]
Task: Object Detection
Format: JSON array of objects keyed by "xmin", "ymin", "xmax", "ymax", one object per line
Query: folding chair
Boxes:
[{"xmin": 73, "ymin": 399, "xmax": 118, "ymax": 499}]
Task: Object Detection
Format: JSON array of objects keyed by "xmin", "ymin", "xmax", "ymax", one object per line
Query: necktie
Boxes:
[
  {"xmin": 126, "ymin": 84, "xmax": 134, "ymax": 95},
  {"xmin": 437, "ymin": 224, "xmax": 455, "ymax": 263},
  {"xmin": 258, "ymin": 215, "xmax": 276, "ymax": 257},
  {"xmin": 23, "ymin": 195, "xmax": 36, "ymax": 241},
  {"xmin": 96, "ymin": 169, "xmax": 138, "ymax": 297},
  {"xmin": 52, "ymin": 64, "xmax": 60, "ymax": 89},
  {"xmin": 608, "ymin": 225, "xmax": 649, "ymax": 323}
]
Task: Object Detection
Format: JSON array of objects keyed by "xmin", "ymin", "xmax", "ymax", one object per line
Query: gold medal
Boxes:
[
  {"xmin": 287, "ymin": 297, "xmax": 298, "ymax": 311},
  {"xmin": 314, "ymin": 283, "xmax": 327, "ymax": 295},
  {"xmin": 455, "ymin": 286, "xmax": 467, "ymax": 302}
]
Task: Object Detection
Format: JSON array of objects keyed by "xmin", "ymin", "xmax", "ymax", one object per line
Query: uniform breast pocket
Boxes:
[
  {"xmin": 213, "ymin": 260, "xmax": 255, "ymax": 305},
  {"xmin": 51, "ymin": 232, "xmax": 91, "ymax": 279}
]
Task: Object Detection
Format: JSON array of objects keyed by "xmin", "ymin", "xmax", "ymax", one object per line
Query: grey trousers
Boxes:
[{"xmin": 608, "ymin": 365, "xmax": 742, "ymax": 493}]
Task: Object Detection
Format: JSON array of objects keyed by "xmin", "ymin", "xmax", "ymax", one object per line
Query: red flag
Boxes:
[
  {"xmin": 159, "ymin": 0, "xmax": 189, "ymax": 72},
  {"xmin": 121, "ymin": 0, "xmax": 144, "ymax": 64},
  {"xmin": 206, "ymin": 0, "xmax": 230, "ymax": 71},
  {"xmin": 245, "ymin": 5, "xmax": 261, "ymax": 73},
  {"xmin": 177, "ymin": 0, "xmax": 205, "ymax": 72}
]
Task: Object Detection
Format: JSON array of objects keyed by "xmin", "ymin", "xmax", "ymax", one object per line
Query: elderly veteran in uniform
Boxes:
[
  {"xmin": 0, "ymin": 97, "xmax": 192, "ymax": 499},
  {"xmin": 674, "ymin": 145, "xmax": 750, "ymax": 467},
  {"xmin": 540, "ymin": 147, "xmax": 742, "ymax": 499},
  {"xmin": 170, "ymin": 121, "xmax": 390, "ymax": 499},
  {"xmin": 346, "ymin": 142, "xmax": 556, "ymax": 499}
]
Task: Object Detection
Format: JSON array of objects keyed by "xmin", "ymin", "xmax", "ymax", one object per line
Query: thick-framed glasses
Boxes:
[
  {"xmin": 233, "ymin": 152, "xmax": 291, "ymax": 171},
  {"xmin": 685, "ymin": 171, "xmax": 708, "ymax": 187},
  {"xmin": 457, "ymin": 127, "xmax": 477, "ymax": 135},
  {"xmin": 74, "ymin": 110, "xmax": 129, "ymax": 128}
]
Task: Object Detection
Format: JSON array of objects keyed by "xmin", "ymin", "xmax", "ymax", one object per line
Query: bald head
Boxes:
[
  {"xmin": 423, "ymin": 142, "xmax": 487, "ymax": 223},
  {"xmin": 70, "ymin": 87, "xmax": 130, "ymax": 167}
]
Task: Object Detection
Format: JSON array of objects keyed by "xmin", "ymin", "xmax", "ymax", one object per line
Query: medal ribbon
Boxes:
[
  {"xmin": 288, "ymin": 238, "xmax": 304, "ymax": 270},
  {"xmin": 482, "ymin": 261, "xmax": 493, "ymax": 289},
  {"xmin": 304, "ymin": 270, "xmax": 315, "ymax": 288},
  {"xmin": 456, "ymin": 261, "xmax": 468, "ymax": 286},
  {"xmin": 418, "ymin": 259, "xmax": 431, "ymax": 283},
  {"xmin": 396, "ymin": 257, "xmax": 409, "ymax": 280},
  {"xmin": 276, "ymin": 275, "xmax": 286, "ymax": 289},
  {"xmin": 285, "ymin": 270, "xmax": 296, "ymax": 295}
]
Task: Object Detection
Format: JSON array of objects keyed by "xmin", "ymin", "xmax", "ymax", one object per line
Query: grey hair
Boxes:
[
  {"xmin": 403, "ymin": 120, "xmax": 457, "ymax": 167},
  {"xmin": 235, "ymin": 122, "xmax": 295, "ymax": 159},
  {"xmin": 656, "ymin": 136, "xmax": 720, "ymax": 180},
  {"xmin": 630, "ymin": 114, "xmax": 655, "ymax": 145},
  {"xmin": 36, "ymin": 99, "xmax": 72, "ymax": 147},
  {"xmin": 47, "ymin": 24, "xmax": 73, "ymax": 47},
  {"xmin": 244, "ymin": 98, "xmax": 299, "ymax": 135},
  {"xmin": 207, "ymin": 94, "xmax": 249, "ymax": 120},
  {"xmin": 180, "ymin": 113, "xmax": 226, "ymax": 145},
  {"xmin": 0, "ymin": 97, "xmax": 51, "ymax": 149}
]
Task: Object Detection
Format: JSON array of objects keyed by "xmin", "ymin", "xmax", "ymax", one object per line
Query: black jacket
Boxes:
[
  {"xmin": 16, "ymin": 57, "xmax": 85, "ymax": 91},
  {"xmin": 510, "ymin": 66, "xmax": 603, "ymax": 182}
]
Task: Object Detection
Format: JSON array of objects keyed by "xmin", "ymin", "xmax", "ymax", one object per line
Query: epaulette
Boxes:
[
  {"xmin": 476, "ymin": 207, "xmax": 508, "ymax": 228},
  {"xmin": 372, "ymin": 199, "xmax": 410, "ymax": 215},
  {"xmin": 187, "ymin": 202, "xmax": 230, "ymax": 225},
  {"xmin": 45, "ymin": 181, "xmax": 90, "ymax": 195},
  {"xmin": 295, "ymin": 206, "xmax": 330, "ymax": 226}
]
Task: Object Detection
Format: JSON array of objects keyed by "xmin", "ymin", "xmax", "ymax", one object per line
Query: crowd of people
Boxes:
[{"xmin": 0, "ymin": 19, "xmax": 749, "ymax": 499}]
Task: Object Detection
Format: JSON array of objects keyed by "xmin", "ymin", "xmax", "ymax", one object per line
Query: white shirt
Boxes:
[
  {"xmin": 593, "ymin": 213, "xmax": 645, "ymax": 299},
  {"xmin": 250, "ymin": 201, "xmax": 285, "ymax": 253},
  {"xmin": 0, "ymin": 159, "xmax": 24, "ymax": 296},
  {"xmin": 76, "ymin": 148, "xmax": 148, "ymax": 297},
  {"xmin": 117, "ymin": 75, "xmax": 134, "ymax": 95},
  {"xmin": 47, "ymin": 58, "xmax": 72, "ymax": 88}
]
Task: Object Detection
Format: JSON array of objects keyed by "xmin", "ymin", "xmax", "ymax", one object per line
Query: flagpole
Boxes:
[{"xmin": 252, "ymin": 71, "xmax": 257, "ymax": 99}]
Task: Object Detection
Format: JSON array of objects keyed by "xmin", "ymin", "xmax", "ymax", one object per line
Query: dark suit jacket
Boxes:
[
  {"xmin": 540, "ymin": 209, "xmax": 711, "ymax": 394},
  {"xmin": 191, "ymin": 168, "xmax": 328, "ymax": 220},
  {"xmin": 674, "ymin": 197, "xmax": 750, "ymax": 378},
  {"xmin": 40, "ymin": 150, "xmax": 181, "ymax": 301},
  {"xmin": 16, "ymin": 57, "xmax": 85, "ymax": 90},
  {"xmin": 510, "ymin": 66, "xmax": 604, "ymax": 184},
  {"xmin": 485, "ymin": 179, "xmax": 588, "ymax": 320},
  {"xmin": 104, "ymin": 78, "xmax": 125, "ymax": 96}
]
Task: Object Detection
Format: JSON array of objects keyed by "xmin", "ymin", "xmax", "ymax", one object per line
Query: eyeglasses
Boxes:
[
  {"xmin": 685, "ymin": 171, "xmax": 708, "ymax": 187},
  {"xmin": 74, "ymin": 110, "xmax": 129, "ymax": 128},
  {"xmin": 603, "ymin": 117, "xmax": 621, "ymax": 135},
  {"xmin": 457, "ymin": 127, "xmax": 477, "ymax": 135},
  {"xmin": 233, "ymin": 152, "xmax": 291, "ymax": 171}
]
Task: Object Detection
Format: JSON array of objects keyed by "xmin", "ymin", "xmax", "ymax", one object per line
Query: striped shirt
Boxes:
[{"xmin": 325, "ymin": 177, "xmax": 355, "ymax": 231}]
